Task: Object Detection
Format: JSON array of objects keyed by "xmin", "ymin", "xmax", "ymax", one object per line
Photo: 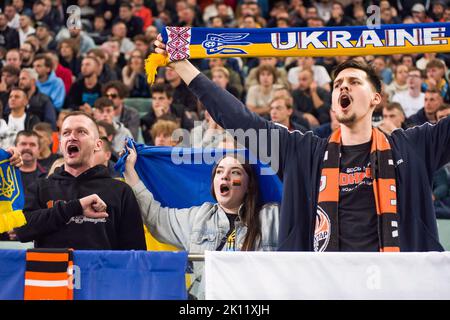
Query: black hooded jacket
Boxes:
[{"xmin": 15, "ymin": 165, "xmax": 146, "ymax": 250}]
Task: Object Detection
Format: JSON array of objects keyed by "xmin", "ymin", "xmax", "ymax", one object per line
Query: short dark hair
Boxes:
[
  {"xmin": 426, "ymin": 59, "xmax": 446, "ymax": 70},
  {"xmin": 62, "ymin": 111, "xmax": 99, "ymax": 135},
  {"xmin": 100, "ymin": 136, "xmax": 112, "ymax": 153},
  {"xmin": 14, "ymin": 130, "xmax": 39, "ymax": 146},
  {"xmin": 120, "ymin": 2, "xmax": 132, "ymax": 10},
  {"xmin": 34, "ymin": 53, "xmax": 54, "ymax": 69},
  {"xmin": 332, "ymin": 59, "xmax": 382, "ymax": 93},
  {"xmin": 384, "ymin": 102, "xmax": 405, "ymax": 117},
  {"xmin": 425, "ymin": 88, "xmax": 442, "ymax": 95},
  {"xmin": 103, "ymin": 80, "xmax": 129, "ymax": 99},
  {"xmin": 10, "ymin": 87, "xmax": 28, "ymax": 99},
  {"xmin": 97, "ymin": 120, "xmax": 116, "ymax": 137},
  {"xmin": 151, "ymin": 83, "xmax": 174, "ymax": 99},
  {"xmin": 1, "ymin": 65, "xmax": 20, "ymax": 77},
  {"xmin": 94, "ymin": 97, "xmax": 114, "ymax": 111}
]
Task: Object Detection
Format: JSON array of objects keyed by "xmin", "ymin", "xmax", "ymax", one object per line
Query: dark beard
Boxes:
[{"xmin": 336, "ymin": 112, "xmax": 356, "ymax": 125}]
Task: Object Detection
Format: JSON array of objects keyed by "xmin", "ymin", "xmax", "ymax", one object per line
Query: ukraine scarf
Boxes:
[
  {"xmin": 145, "ymin": 23, "xmax": 450, "ymax": 84},
  {"xmin": 315, "ymin": 128, "xmax": 400, "ymax": 252},
  {"xmin": 0, "ymin": 149, "xmax": 26, "ymax": 233}
]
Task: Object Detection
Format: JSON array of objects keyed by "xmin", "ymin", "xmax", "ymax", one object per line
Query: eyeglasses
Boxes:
[{"xmin": 106, "ymin": 93, "xmax": 119, "ymax": 99}]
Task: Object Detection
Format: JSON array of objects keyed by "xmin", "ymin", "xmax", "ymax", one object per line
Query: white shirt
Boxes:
[
  {"xmin": 8, "ymin": 113, "xmax": 26, "ymax": 132},
  {"xmin": 0, "ymin": 119, "xmax": 14, "ymax": 149},
  {"xmin": 287, "ymin": 65, "xmax": 331, "ymax": 90},
  {"xmin": 7, "ymin": 14, "xmax": 20, "ymax": 30},
  {"xmin": 392, "ymin": 91, "xmax": 425, "ymax": 118},
  {"xmin": 19, "ymin": 26, "xmax": 36, "ymax": 45}
]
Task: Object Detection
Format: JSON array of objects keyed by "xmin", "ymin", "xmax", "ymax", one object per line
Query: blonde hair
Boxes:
[
  {"xmin": 150, "ymin": 120, "xmax": 180, "ymax": 142},
  {"xmin": 47, "ymin": 158, "xmax": 65, "ymax": 177},
  {"xmin": 211, "ymin": 66, "xmax": 230, "ymax": 79}
]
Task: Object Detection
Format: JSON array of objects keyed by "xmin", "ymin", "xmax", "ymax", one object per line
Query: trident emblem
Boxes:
[
  {"xmin": 202, "ymin": 33, "xmax": 251, "ymax": 55},
  {"xmin": 0, "ymin": 166, "xmax": 16, "ymax": 198}
]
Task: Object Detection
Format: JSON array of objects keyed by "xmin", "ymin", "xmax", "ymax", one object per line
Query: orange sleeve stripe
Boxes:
[
  {"xmin": 374, "ymin": 178, "xmax": 397, "ymax": 215},
  {"xmin": 25, "ymin": 271, "xmax": 69, "ymax": 281},
  {"xmin": 26, "ymin": 252, "xmax": 69, "ymax": 262},
  {"xmin": 380, "ymin": 246, "xmax": 400, "ymax": 252}
]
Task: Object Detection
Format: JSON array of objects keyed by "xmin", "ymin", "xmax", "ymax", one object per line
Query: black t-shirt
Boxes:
[
  {"xmin": 216, "ymin": 213, "xmax": 238, "ymax": 251},
  {"xmin": 38, "ymin": 154, "xmax": 61, "ymax": 172},
  {"xmin": 338, "ymin": 141, "xmax": 379, "ymax": 251}
]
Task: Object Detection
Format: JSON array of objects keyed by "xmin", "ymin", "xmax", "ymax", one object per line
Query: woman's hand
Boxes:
[{"xmin": 123, "ymin": 145, "xmax": 140, "ymax": 187}]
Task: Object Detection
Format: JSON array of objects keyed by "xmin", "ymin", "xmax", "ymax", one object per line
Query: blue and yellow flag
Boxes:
[{"xmin": 0, "ymin": 149, "xmax": 26, "ymax": 233}]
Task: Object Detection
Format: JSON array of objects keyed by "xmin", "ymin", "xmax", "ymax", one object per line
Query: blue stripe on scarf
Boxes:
[{"xmin": 162, "ymin": 23, "xmax": 450, "ymax": 45}]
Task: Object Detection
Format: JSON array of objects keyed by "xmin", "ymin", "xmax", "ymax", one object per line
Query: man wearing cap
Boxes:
[
  {"xmin": 35, "ymin": 22, "xmax": 57, "ymax": 52},
  {"xmin": 411, "ymin": 3, "xmax": 434, "ymax": 23}
]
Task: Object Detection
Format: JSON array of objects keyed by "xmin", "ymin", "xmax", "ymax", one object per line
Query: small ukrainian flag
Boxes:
[{"xmin": 0, "ymin": 149, "xmax": 26, "ymax": 233}]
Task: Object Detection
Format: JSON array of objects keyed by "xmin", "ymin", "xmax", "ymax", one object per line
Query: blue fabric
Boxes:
[
  {"xmin": 0, "ymin": 250, "xmax": 188, "ymax": 300},
  {"xmin": 0, "ymin": 250, "xmax": 26, "ymax": 300},
  {"xmin": 74, "ymin": 250, "xmax": 187, "ymax": 300},
  {"xmin": 0, "ymin": 149, "xmax": 24, "ymax": 212},
  {"xmin": 115, "ymin": 139, "xmax": 283, "ymax": 208}
]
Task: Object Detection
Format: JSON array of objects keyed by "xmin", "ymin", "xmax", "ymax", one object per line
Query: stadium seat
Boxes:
[
  {"xmin": 437, "ymin": 219, "xmax": 450, "ymax": 251},
  {"xmin": 124, "ymin": 98, "xmax": 152, "ymax": 117}
]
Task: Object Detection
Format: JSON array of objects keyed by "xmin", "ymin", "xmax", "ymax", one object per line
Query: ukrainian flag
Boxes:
[{"xmin": 0, "ymin": 149, "xmax": 26, "ymax": 233}]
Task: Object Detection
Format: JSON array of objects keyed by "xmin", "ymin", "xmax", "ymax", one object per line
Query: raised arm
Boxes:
[
  {"xmin": 123, "ymin": 146, "xmax": 205, "ymax": 250},
  {"xmin": 154, "ymin": 36, "xmax": 311, "ymax": 176}
]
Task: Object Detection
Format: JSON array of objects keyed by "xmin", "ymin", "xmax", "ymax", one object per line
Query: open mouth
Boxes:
[
  {"xmin": 219, "ymin": 184, "xmax": 230, "ymax": 195},
  {"xmin": 67, "ymin": 144, "xmax": 80, "ymax": 156},
  {"xmin": 339, "ymin": 93, "xmax": 352, "ymax": 109}
]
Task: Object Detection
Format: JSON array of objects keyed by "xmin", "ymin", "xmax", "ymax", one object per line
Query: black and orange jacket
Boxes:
[{"xmin": 15, "ymin": 165, "xmax": 147, "ymax": 250}]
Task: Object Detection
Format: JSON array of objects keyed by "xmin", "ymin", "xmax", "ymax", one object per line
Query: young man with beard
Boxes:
[
  {"xmin": 18, "ymin": 68, "xmax": 56, "ymax": 129},
  {"xmin": 64, "ymin": 56, "xmax": 102, "ymax": 112},
  {"xmin": 33, "ymin": 54, "xmax": 66, "ymax": 111},
  {"xmin": 154, "ymin": 36, "xmax": 450, "ymax": 252},
  {"xmin": 12, "ymin": 111, "xmax": 147, "ymax": 250}
]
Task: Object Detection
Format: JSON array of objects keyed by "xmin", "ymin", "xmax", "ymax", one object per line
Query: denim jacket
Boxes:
[{"xmin": 131, "ymin": 180, "xmax": 279, "ymax": 299}]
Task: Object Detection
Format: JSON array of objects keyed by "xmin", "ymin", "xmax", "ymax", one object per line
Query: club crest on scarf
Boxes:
[
  {"xmin": 202, "ymin": 33, "xmax": 251, "ymax": 55},
  {"xmin": 314, "ymin": 205, "xmax": 331, "ymax": 252},
  {"xmin": 0, "ymin": 164, "xmax": 16, "ymax": 198}
]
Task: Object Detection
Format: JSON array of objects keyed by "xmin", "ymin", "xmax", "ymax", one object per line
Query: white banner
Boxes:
[{"xmin": 205, "ymin": 251, "xmax": 450, "ymax": 300}]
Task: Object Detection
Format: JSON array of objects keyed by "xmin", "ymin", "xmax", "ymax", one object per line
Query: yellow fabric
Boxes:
[
  {"xmin": 144, "ymin": 53, "xmax": 169, "ymax": 85},
  {"xmin": 143, "ymin": 226, "xmax": 192, "ymax": 290},
  {"xmin": 0, "ymin": 207, "xmax": 26, "ymax": 233},
  {"xmin": 144, "ymin": 225, "xmax": 179, "ymax": 251}
]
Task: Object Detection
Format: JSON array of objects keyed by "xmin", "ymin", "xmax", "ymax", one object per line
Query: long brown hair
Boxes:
[{"xmin": 210, "ymin": 155, "xmax": 262, "ymax": 251}]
